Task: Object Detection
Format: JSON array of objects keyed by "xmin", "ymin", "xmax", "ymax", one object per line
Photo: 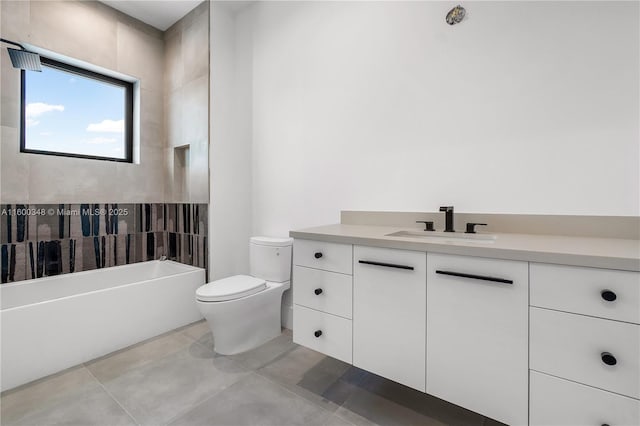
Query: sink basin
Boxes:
[{"xmin": 386, "ymin": 230, "xmax": 497, "ymax": 243}]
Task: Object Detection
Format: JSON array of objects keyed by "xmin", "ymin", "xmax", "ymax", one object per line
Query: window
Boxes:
[{"xmin": 21, "ymin": 57, "xmax": 133, "ymax": 162}]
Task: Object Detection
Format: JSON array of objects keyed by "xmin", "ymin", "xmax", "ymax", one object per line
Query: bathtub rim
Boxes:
[{"xmin": 1, "ymin": 260, "xmax": 205, "ymax": 312}]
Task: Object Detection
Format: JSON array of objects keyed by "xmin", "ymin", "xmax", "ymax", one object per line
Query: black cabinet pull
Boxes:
[
  {"xmin": 314, "ymin": 252, "xmax": 323, "ymax": 259},
  {"xmin": 601, "ymin": 352, "xmax": 617, "ymax": 366},
  {"xmin": 601, "ymin": 290, "xmax": 617, "ymax": 302},
  {"xmin": 601, "ymin": 424, "xmax": 610, "ymax": 426},
  {"xmin": 435, "ymin": 270, "xmax": 513, "ymax": 284},
  {"xmin": 358, "ymin": 260, "xmax": 414, "ymax": 270},
  {"xmin": 314, "ymin": 288, "xmax": 323, "ymax": 295},
  {"xmin": 314, "ymin": 330, "xmax": 322, "ymax": 338}
]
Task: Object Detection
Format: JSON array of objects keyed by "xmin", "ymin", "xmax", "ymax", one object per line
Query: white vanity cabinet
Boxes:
[
  {"xmin": 426, "ymin": 253, "xmax": 529, "ymax": 426},
  {"xmin": 353, "ymin": 246, "xmax": 427, "ymax": 392},
  {"xmin": 291, "ymin": 234, "xmax": 640, "ymax": 426}
]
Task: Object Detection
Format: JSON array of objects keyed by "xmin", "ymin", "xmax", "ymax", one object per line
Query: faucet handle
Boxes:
[
  {"xmin": 465, "ymin": 223, "xmax": 487, "ymax": 234},
  {"xmin": 416, "ymin": 221, "xmax": 435, "ymax": 231}
]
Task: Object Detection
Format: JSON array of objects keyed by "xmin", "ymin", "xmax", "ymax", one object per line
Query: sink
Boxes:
[{"xmin": 386, "ymin": 230, "xmax": 497, "ymax": 243}]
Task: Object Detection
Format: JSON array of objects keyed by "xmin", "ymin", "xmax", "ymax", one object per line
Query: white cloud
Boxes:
[
  {"xmin": 86, "ymin": 137, "xmax": 117, "ymax": 144},
  {"xmin": 26, "ymin": 119, "xmax": 40, "ymax": 127},
  {"xmin": 86, "ymin": 119, "xmax": 124, "ymax": 133},
  {"xmin": 26, "ymin": 102, "xmax": 64, "ymax": 119},
  {"xmin": 39, "ymin": 131, "xmax": 52, "ymax": 136}
]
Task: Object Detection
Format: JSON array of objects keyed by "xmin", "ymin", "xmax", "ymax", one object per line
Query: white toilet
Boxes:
[{"xmin": 195, "ymin": 236, "xmax": 293, "ymax": 355}]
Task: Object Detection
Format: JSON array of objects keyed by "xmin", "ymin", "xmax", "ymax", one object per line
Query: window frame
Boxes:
[{"xmin": 20, "ymin": 56, "xmax": 134, "ymax": 163}]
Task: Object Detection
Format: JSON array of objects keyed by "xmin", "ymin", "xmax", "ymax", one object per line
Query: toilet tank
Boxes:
[{"xmin": 249, "ymin": 237, "xmax": 293, "ymax": 282}]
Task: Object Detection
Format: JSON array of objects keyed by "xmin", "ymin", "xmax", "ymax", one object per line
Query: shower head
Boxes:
[
  {"xmin": 7, "ymin": 48, "xmax": 42, "ymax": 71},
  {"xmin": 1, "ymin": 38, "xmax": 42, "ymax": 72}
]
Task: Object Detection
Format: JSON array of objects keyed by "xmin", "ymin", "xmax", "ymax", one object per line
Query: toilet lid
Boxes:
[{"xmin": 196, "ymin": 275, "xmax": 267, "ymax": 302}]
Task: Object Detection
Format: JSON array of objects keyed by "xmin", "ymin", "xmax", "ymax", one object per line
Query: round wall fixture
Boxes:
[{"xmin": 446, "ymin": 5, "xmax": 466, "ymax": 25}]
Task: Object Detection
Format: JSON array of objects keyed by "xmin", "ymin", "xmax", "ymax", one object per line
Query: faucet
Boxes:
[{"xmin": 439, "ymin": 206, "xmax": 455, "ymax": 232}]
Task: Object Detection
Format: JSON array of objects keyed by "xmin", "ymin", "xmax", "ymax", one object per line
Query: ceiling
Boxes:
[{"xmin": 100, "ymin": 0, "xmax": 203, "ymax": 31}]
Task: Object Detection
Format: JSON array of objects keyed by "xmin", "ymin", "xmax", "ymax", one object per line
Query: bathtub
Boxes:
[{"xmin": 0, "ymin": 260, "xmax": 205, "ymax": 392}]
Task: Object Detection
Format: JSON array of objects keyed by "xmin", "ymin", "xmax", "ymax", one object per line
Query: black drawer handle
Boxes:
[
  {"xmin": 601, "ymin": 290, "xmax": 617, "ymax": 302},
  {"xmin": 601, "ymin": 352, "xmax": 617, "ymax": 366},
  {"xmin": 358, "ymin": 260, "xmax": 414, "ymax": 270},
  {"xmin": 602, "ymin": 424, "xmax": 610, "ymax": 426},
  {"xmin": 314, "ymin": 288, "xmax": 323, "ymax": 295},
  {"xmin": 314, "ymin": 330, "xmax": 322, "ymax": 338},
  {"xmin": 435, "ymin": 270, "xmax": 513, "ymax": 284},
  {"xmin": 314, "ymin": 252, "xmax": 323, "ymax": 259}
]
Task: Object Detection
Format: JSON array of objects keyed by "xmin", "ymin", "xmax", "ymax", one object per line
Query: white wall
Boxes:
[
  {"xmin": 209, "ymin": 2, "xmax": 253, "ymax": 279},
  {"xmin": 239, "ymin": 1, "xmax": 639, "ymax": 237}
]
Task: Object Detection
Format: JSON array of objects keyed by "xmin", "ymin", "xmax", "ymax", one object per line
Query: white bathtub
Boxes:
[{"xmin": 0, "ymin": 260, "xmax": 205, "ymax": 392}]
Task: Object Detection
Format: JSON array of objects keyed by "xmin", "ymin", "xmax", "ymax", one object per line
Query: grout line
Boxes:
[{"xmin": 83, "ymin": 365, "xmax": 141, "ymax": 426}]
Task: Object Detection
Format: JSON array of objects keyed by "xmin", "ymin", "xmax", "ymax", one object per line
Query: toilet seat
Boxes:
[{"xmin": 196, "ymin": 275, "xmax": 267, "ymax": 302}]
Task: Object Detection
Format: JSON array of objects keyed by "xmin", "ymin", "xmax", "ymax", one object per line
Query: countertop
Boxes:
[{"xmin": 290, "ymin": 224, "xmax": 640, "ymax": 272}]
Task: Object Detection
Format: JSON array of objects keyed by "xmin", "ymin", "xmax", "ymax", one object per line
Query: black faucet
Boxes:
[{"xmin": 439, "ymin": 206, "xmax": 455, "ymax": 232}]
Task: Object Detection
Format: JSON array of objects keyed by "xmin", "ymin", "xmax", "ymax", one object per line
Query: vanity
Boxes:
[{"xmin": 290, "ymin": 213, "xmax": 640, "ymax": 426}]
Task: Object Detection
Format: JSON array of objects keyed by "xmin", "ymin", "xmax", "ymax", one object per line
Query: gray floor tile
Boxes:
[
  {"xmin": 103, "ymin": 346, "xmax": 250, "ymax": 425},
  {"xmin": 7, "ymin": 383, "xmax": 136, "ymax": 426},
  {"xmin": 340, "ymin": 369, "xmax": 484, "ymax": 426},
  {"xmin": 85, "ymin": 330, "xmax": 194, "ymax": 382},
  {"xmin": 337, "ymin": 386, "xmax": 447, "ymax": 426},
  {"xmin": 333, "ymin": 406, "xmax": 378, "ymax": 426},
  {"xmin": 297, "ymin": 356, "xmax": 352, "ymax": 399},
  {"xmin": 177, "ymin": 320, "xmax": 212, "ymax": 348},
  {"xmin": 0, "ymin": 366, "xmax": 100, "ymax": 424},
  {"xmin": 258, "ymin": 345, "xmax": 350, "ymax": 412},
  {"xmin": 229, "ymin": 332, "xmax": 298, "ymax": 370},
  {"xmin": 169, "ymin": 373, "xmax": 333, "ymax": 426},
  {"xmin": 259, "ymin": 346, "xmax": 331, "ymax": 385},
  {"xmin": 322, "ymin": 414, "xmax": 358, "ymax": 426}
]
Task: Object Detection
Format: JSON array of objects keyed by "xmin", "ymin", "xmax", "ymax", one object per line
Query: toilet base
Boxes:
[{"xmin": 196, "ymin": 281, "xmax": 289, "ymax": 355}]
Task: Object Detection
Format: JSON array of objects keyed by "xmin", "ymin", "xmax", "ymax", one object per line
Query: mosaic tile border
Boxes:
[{"xmin": 0, "ymin": 203, "xmax": 208, "ymax": 284}]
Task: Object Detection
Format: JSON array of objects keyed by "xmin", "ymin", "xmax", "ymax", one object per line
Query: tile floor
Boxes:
[{"xmin": 1, "ymin": 321, "xmax": 506, "ymax": 426}]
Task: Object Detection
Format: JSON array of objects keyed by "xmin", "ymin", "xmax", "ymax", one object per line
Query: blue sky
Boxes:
[{"xmin": 25, "ymin": 65, "xmax": 126, "ymax": 159}]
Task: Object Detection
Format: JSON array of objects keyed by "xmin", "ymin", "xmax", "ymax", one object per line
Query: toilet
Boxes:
[{"xmin": 195, "ymin": 236, "xmax": 293, "ymax": 355}]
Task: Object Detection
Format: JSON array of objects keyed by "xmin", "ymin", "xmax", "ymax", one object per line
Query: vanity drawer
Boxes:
[
  {"xmin": 293, "ymin": 305, "xmax": 352, "ymax": 364},
  {"xmin": 293, "ymin": 240, "xmax": 352, "ymax": 275},
  {"xmin": 530, "ymin": 370, "xmax": 640, "ymax": 426},
  {"xmin": 530, "ymin": 263, "xmax": 640, "ymax": 324},
  {"xmin": 293, "ymin": 266, "xmax": 352, "ymax": 319},
  {"xmin": 530, "ymin": 307, "xmax": 640, "ymax": 399}
]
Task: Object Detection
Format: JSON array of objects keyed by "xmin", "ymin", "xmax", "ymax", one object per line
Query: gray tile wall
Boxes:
[
  {"xmin": 164, "ymin": 2, "xmax": 210, "ymax": 203},
  {"xmin": 0, "ymin": 203, "xmax": 207, "ymax": 284},
  {"xmin": 0, "ymin": 0, "xmax": 169, "ymax": 204}
]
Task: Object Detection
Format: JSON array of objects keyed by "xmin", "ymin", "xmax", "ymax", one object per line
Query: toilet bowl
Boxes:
[{"xmin": 195, "ymin": 237, "xmax": 293, "ymax": 355}]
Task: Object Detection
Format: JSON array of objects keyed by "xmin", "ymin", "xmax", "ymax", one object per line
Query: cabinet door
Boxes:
[
  {"xmin": 426, "ymin": 253, "xmax": 528, "ymax": 426},
  {"xmin": 353, "ymin": 246, "xmax": 426, "ymax": 392}
]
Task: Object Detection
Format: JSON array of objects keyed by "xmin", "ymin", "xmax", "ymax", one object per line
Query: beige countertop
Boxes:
[{"xmin": 290, "ymin": 224, "xmax": 640, "ymax": 272}]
